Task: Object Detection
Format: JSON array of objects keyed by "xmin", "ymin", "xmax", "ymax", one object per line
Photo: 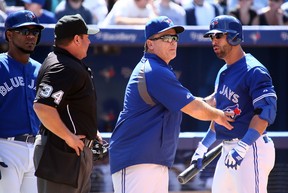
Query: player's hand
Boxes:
[
  {"xmin": 191, "ymin": 142, "xmax": 208, "ymax": 169},
  {"xmin": 224, "ymin": 141, "xmax": 249, "ymax": 170},
  {"xmin": 0, "ymin": 157, "xmax": 8, "ymax": 180},
  {"xmin": 214, "ymin": 110, "xmax": 234, "ymax": 130}
]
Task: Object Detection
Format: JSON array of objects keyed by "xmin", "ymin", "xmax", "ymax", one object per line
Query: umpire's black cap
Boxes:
[{"xmin": 55, "ymin": 14, "xmax": 99, "ymax": 40}]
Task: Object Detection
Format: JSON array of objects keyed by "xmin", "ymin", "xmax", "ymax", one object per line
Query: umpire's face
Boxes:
[
  {"xmin": 146, "ymin": 29, "xmax": 178, "ymax": 64},
  {"xmin": 77, "ymin": 34, "xmax": 90, "ymax": 59}
]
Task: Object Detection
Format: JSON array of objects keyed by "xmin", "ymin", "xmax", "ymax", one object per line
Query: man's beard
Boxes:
[{"xmin": 17, "ymin": 45, "xmax": 34, "ymax": 54}]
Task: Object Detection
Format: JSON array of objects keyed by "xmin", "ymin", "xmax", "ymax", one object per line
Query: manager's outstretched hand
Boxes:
[{"xmin": 214, "ymin": 110, "xmax": 234, "ymax": 130}]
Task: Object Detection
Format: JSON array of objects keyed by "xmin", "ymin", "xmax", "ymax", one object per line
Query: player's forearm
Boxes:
[
  {"xmin": 181, "ymin": 98, "xmax": 221, "ymax": 121},
  {"xmin": 115, "ymin": 17, "xmax": 149, "ymax": 25},
  {"xmin": 33, "ymin": 103, "xmax": 75, "ymax": 140},
  {"xmin": 248, "ymin": 115, "xmax": 268, "ymax": 135}
]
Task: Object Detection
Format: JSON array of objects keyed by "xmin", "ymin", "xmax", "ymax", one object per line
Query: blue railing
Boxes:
[{"xmin": 0, "ymin": 24, "xmax": 288, "ymax": 46}]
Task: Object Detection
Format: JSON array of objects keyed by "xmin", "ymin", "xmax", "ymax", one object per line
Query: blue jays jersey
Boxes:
[
  {"xmin": 0, "ymin": 53, "xmax": 41, "ymax": 137},
  {"xmin": 214, "ymin": 54, "xmax": 277, "ymax": 140},
  {"xmin": 109, "ymin": 52, "xmax": 195, "ymax": 174}
]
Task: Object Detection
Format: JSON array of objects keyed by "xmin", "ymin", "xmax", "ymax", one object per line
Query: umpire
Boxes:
[{"xmin": 33, "ymin": 14, "xmax": 102, "ymax": 193}]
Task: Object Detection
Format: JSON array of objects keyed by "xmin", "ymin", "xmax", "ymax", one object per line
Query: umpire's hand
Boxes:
[{"xmin": 0, "ymin": 157, "xmax": 8, "ymax": 180}]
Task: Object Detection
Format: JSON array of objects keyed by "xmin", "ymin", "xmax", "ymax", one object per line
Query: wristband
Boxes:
[
  {"xmin": 201, "ymin": 129, "xmax": 216, "ymax": 148},
  {"xmin": 241, "ymin": 128, "xmax": 261, "ymax": 146}
]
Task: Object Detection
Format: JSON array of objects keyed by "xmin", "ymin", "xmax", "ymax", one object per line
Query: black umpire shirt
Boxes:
[{"xmin": 34, "ymin": 46, "xmax": 98, "ymax": 149}]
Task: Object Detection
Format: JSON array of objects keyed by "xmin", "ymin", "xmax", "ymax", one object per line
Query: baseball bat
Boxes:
[{"xmin": 177, "ymin": 143, "xmax": 222, "ymax": 184}]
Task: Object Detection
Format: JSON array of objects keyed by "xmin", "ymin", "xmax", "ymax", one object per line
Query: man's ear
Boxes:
[
  {"xmin": 5, "ymin": 31, "xmax": 12, "ymax": 42},
  {"xmin": 74, "ymin": 35, "xmax": 80, "ymax": 45},
  {"xmin": 146, "ymin": 40, "xmax": 153, "ymax": 49}
]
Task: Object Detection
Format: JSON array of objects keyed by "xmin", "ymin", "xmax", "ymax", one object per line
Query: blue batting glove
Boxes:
[
  {"xmin": 224, "ymin": 141, "xmax": 249, "ymax": 170},
  {"xmin": 0, "ymin": 157, "xmax": 8, "ymax": 180},
  {"xmin": 191, "ymin": 142, "xmax": 208, "ymax": 169}
]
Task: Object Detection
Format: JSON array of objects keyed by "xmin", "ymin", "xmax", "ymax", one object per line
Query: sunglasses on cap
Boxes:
[
  {"xmin": 149, "ymin": 34, "xmax": 179, "ymax": 43},
  {"xmin": 12, "ymin": 28, "xmax": 41, "ymax": 36},
  {"xmin": 209, "ymin": 33, "xmax": 227, "ymax": 40}
]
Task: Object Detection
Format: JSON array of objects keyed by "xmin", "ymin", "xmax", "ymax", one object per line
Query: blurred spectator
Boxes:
[
  {"xmin": 6, "ymin": 0, "xmax": 53, "ymax": 12},
  {"xmin": 21, "ymin": 0, "xmax": 56, "ymax": 63},
  {"xmin": 22, "ymin": 0, "xmax": 57, "ymax": 23},
  {"xmin": 0, "ymin": 0, "xmax": 6, "ymax": 11},
  {"xmin": 215, "ymin": 0, "xmax": 228, "ymax": 14},
  {"xmin": 0, "ymin": 0, "xmax": 7, "ymax": 23},
  {"xmin": 281, "ymin": 1, "xmax": 288, "ymax": 17},
  {"xmin": 54, "ymin": 0, "xmax": 108, "ymax": 24},
  {"xmin": 84, "ymin": 0, "xmax": 108, "ymax": 24},
  {"xmin": 258, "ymin": 0, "xmax": 288, "ymax": 25},
  {"xmin": 227, "ymin": 0, "xmax": 268, "ymax": 13},
  {"xmin": 153, "ymin": 0, "xmax": 186, "ymax": 25},
  {"xmin": 0, "ymin": 9, "xmax": 5, "ymax": 22},
  {"xmin": 51, "ymin": 0, "xmax": 62, "ymax": 12},
  {"xmin": 229, "ymin": 0, "xmax": 259, "ymax": 25},
  {"xmin": 55, "ymin": 0, "xmax": 93, "ymax": 24},
  {"xmin": 4, "ymin": 0, "xmax": 24, "ymax": 15},
  {"xmin": 100, "ymin": 0, "xmax": 157, "ymax": 26},
  {"xmin": 185, "ymin": 0, "xmax": 221, "ymax": 25}
]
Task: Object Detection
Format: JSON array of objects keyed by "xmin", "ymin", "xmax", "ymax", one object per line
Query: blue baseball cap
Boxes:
[{"xmin": 145, "ymin": 16, "xmax": 184, "ymax": 40}]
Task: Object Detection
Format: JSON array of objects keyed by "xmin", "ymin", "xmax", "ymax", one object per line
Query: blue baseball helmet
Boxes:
[
  {"xmin": 5, "ymin": 10, "xmax": 44, "ymax": 44},
  {"xmin": 203, "ymin": 15, "xmax": 243, "ymax": 46}
]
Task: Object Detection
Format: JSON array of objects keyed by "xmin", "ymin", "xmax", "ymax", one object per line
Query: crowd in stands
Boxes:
[{"xmin": 1, "ymin": 0, "xmax": 288, "ymax": 26}]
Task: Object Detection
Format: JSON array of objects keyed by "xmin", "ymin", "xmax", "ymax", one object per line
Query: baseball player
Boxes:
[
  {"xmin": 191, "ymin": 15, "xmax": 277, "ymax": 193},
  {"xmin": 0, "ymin": 10, "xmax": 44, "ymax": 193},
  {"xmin": 109, "ymin": 16, "xmax": 234, "ymax": 193}
]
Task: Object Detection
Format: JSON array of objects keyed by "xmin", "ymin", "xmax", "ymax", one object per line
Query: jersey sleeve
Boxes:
[
  {"xmin": 246, "ymin": 67, "xmax": 277, "ymax": 107},
  {"xmin": 35, "ymin": 64, "xmax": 78, "ymax": 108},
  {"xmin": 146, "ymin": 66, "xmax": 195, "ymax": 111}
]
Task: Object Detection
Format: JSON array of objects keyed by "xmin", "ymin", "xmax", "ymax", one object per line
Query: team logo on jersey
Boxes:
[{"xmin": 223, "ymin": 104, "xmax": 241, "ymax": 119}]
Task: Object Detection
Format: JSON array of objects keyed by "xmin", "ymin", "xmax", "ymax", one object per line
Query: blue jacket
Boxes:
[{"xmin": 109, "ymin": 53, "xmax": 195, "ymax": 174}]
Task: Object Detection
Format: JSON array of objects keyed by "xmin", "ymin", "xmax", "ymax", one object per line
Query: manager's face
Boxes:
[{"xmin": 146, "ymin": 29, "xmax": 179, "ymax": 64}]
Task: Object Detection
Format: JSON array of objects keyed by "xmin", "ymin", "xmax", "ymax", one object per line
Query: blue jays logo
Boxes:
[
  {"xmin": 210, "ymin": 19, "xmax": 218, "ymax": 29},
  {"xmin": 25, "ymin": 12, "xmax": 36, "ymax": 21},
  {"xmin": 163, "ymin": 18, "xmax": 173, "ymax": 26},
  {"xmin": 223, "ymin": 104, "xmax": 241, "ymax": 119},
  {"xmin": 249, "ymin": 32, "xmax": 261, "ymax": 44}
]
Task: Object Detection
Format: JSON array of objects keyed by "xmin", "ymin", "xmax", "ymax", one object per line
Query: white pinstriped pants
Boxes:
[
  {"xmin": 212, "ymin": 135, "xmax": 275, "ymax": 193},
  {"xmin": 112, "ymin": 164, "xmax": 169, "ymax": 193}
]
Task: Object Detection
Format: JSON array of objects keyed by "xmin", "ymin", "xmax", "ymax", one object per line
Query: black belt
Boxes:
[{"xmin": 2, "ymin": 134, "xmax": 36, "ymax": 143}]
